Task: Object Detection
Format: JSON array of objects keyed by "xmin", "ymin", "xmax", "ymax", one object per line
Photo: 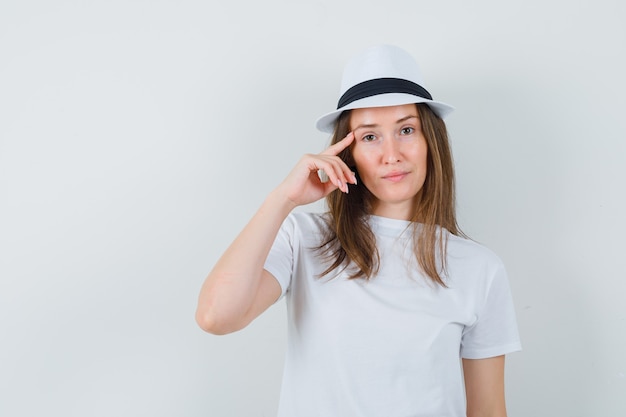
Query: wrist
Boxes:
[{"xmin": 265, "ymin": 187, "xmax": 299, "ymax": 216}]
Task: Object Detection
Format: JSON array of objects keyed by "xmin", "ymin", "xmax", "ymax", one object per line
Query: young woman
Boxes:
[{"xmin": 196, "ymin": 45, "xmax": 521, "ymax": 417}]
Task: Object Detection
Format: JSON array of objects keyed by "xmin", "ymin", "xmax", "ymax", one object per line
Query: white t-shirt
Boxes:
[{"xmin": 264, "ymin": 212, "xmax": 521, "ymax": 417}]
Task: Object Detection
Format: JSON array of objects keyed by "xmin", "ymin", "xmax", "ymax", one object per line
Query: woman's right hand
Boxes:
[{"xmin": 277, "ymin": 131, "xmax": 357, "ymax": 208}]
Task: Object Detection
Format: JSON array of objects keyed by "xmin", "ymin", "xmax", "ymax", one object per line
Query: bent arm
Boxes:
[
  {"xmin": 195, "ymin": 189, "xmax": 294, "ymax": 335},
  {"xmin": 463, "ymin": 355, "xmax": 507, "ymax": 417},
  {"xmin": 195, "ymin": 132, "xmax": 356, "ymax": 335}
]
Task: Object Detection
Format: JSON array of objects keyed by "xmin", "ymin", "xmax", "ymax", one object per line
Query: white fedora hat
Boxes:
[{"xmin": 315, "ymin": 45, "xmax": 454, "ymax": 133}]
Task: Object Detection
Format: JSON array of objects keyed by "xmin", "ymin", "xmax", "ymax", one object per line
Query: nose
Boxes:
[{"xmin": 382, "ymin": 137, "xmax": 401, "ymax": 164}]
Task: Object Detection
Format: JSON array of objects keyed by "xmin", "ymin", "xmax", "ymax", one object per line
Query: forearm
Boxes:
[
  {"xmin": 463, "ymin": 356, "xmax": 507, "ymax": 417},
  {"xmin": 196, "ymin": 188, "xmax": 295, "ymax": 333}
]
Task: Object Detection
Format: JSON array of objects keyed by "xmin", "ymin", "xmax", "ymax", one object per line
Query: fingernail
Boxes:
[
  {"xmin": 337, "ymin": 179, "xmax": 348, "ymax": 193},
  {"xmin": 352, "ymin": 173, "xmax": 357, "ymax": 185}
]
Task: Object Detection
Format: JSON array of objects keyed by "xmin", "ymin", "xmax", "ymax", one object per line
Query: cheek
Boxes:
[
  {"xmin": 351, "ymin": 147, "xmax": 370, "ymax": 170},
  {"xmin": 352, "ymin": 154, "xmax": 379, "ymax": 182},
  {"xmin": 420, "ymin": 149, "xmax": 429, "ymax": 168},
  {"xmin": 415, "ymin": 142, "xmax": 429, "ymax": 166}
]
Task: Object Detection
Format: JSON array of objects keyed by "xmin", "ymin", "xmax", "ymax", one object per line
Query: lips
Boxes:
[{"xmin": 382, "ymin": 171, "xmax": 409, "ymax": 182}]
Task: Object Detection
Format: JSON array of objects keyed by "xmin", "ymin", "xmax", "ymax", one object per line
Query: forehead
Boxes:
[{"xmin": 349, "ymin": 104, "xmax": 418, "ymax": 128}]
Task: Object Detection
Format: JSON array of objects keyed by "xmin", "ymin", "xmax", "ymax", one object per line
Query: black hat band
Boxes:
[{"xmin": 337, "ymin": 77, "xmax": 433, "ymax": 109}]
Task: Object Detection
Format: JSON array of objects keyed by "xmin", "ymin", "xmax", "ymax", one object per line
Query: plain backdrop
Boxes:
[{"xmin": 1, "ymin": 1, "xmax": 625, "ymax": 416}]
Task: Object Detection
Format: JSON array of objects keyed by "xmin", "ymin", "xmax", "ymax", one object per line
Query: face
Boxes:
[{"xmin": 350, "ymin": 104, "xmax": 428, "ymax": 220}]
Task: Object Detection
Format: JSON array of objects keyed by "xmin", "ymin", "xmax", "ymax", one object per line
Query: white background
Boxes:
[{"xmin": 1, "ymin": 1, "xmax": 625, "ymax": 416}]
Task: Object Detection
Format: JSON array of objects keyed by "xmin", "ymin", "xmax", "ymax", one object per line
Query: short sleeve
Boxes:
[
  {"xmin": 263, "ymin": 215, "xmax": 296, "ymax": 299},
  {"xmin": 460, "ymin": 261, "xmax": 522, "ymax": 359}
]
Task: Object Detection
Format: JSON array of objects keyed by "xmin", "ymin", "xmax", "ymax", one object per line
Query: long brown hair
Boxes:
[{"xmin": 318, "ymin": 103, "xmax": 465, "ymax": 286}]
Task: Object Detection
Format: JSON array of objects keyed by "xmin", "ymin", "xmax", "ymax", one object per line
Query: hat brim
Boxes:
[{"xmin": 315, "ymin": 93, "xmax": 454, "ymax": 134}]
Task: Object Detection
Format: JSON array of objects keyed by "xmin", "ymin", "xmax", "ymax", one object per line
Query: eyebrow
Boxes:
[{"xmin": 353, "ymin": 114, "xmax": 418, "ymax": 130}]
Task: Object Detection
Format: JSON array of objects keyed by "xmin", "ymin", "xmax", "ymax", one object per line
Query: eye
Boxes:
[
  {"xmin": 400, "ymin": 127, "xmax": 415, "ymax": 135},
  {"xmin": 361, "ymin": 134, "xmax": 377, "ymax": 142}
]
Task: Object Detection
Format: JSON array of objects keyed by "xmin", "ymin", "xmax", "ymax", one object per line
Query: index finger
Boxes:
[{"xmin": 321, "ymin": 131, "xmax": 354, "ymax": 156}]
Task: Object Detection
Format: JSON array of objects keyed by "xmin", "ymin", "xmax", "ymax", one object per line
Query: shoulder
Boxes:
[
  {"xmin": 280, "ymin": 211, "xmax": 331, "ymax": 242},
  {"xmin": 444, "ymin": 232, "xmax": 507, "ymax": 283},
  {"xmin": 284, "ymin": 211, "xmax": 329, "ymax": 229},
  {"xmin": 446, "ymin": 232, "xmax": 503, "ymax": 266}
]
